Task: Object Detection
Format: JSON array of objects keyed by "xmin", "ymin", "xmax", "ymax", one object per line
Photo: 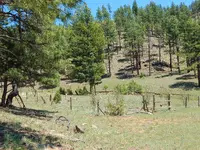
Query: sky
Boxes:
[{"xmin": 84, "ymin": 0, "xmax": 194, "ymax": 16}]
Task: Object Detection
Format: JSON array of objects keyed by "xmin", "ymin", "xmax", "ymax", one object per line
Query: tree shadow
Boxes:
[
  {"xmin": 115, "ymin": 65, "xmax": 136, "ymax": 79},
  {"xmin": 0, "ymin": 121, "xmax": 62, "ymax": 149},
  {"xmin": 118, "ymin": 58, "xmax": 129, "ymax": 63},
  {"xmin": 101, "ymin": 73, "xmax": 111, "ymax": 79},
  {"xmin": 169, "ymin": 82, "xmax": 198, "ymax": 90},
  {"xmin": 0, "ymin": 106, "xmax": 58, "ymax": 121},
  {"xmin": 155, "ymin": 72, "xmax": 181, "ymax": 78},
  {"xmin": 176, "ymin": 74, "xmax": 196, "ymax": 80}
]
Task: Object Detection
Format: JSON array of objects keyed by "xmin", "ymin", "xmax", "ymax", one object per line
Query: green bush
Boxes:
[
  {"xmin": 127, "ymin": 80, "xmax": 143, "ymax": 94},
  {"xmin": 106, "ymin": 99, "xmax": 125, "ymax": 116},
  {"xmin": 139, "ymin": 73, "xmax": 146, "ymax": 79},
  {"xmin": 40, "ymin": 72, "xmax": 60, "ymax": 88},
  {"xmin": 114, "ymin": 81, "xmax": 143, "ymax": 95},
  {"xmin": 40, "ymin": 77, "xmax": 60, "ymax": 88},
  {"xmin": 53, "ymin": 90, "xmax": 62, "ymax": 104},
  {"xmin": 75, "ymin": 86, "xmax": 89, "ymax": 95},
  {"xmin": 59, "ymin": 87, "xmax": 66, "ymax": 95},
  {"xmin": 114, "ymin": 84, "xmax": 128, "ymax": 95},
  {"xmin": 103, "ymin": 84, "xmax": 109, "ymax": 91},
  {"xmin": 66, "ymin": 88, "xmax": 73, "ymax": 95}
]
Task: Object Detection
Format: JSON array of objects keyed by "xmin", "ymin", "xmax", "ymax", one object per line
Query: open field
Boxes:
[{"xmin": 1, "ymin": 72, "xmax": 200, "ymax": 150}]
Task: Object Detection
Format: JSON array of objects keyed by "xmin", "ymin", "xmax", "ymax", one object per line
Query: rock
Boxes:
[{"xmin": 74, "ymin": 125, "xmax": 84, "ymax": 134}]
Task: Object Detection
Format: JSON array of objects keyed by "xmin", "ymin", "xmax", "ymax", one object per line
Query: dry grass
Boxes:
[{"xmin": 1, "ymin": 89, "xmax": 200, "ymax": 150}]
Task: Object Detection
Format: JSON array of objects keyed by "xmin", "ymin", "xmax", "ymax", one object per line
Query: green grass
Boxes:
[
  {"xmin": 1, "ymin": 92, "xmax": 200, "ymax": 149},
  {"xmin": 1, "ymin": 72, "xmax": 200, "ymax": 149}
]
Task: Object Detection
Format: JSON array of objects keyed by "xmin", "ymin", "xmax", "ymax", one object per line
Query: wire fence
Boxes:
[{"xmin": 0, "ymin": 90, "xmax": 200, "ymax": 115}]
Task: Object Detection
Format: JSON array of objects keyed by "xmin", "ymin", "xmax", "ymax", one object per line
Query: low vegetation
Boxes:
[{"xmin": 114, "ymin": 80, "xmax": 143, "ymax": 95}]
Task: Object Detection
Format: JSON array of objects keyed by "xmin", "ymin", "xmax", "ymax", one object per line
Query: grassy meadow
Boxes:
[{"xmin": 1, "ymin": 72, "xmax": 200, "ymax": 150}]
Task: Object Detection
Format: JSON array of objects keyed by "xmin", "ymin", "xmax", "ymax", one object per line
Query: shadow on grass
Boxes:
[
  {"xmin": 155, "ymin": 72, "xmax": 182, "ymax": 78},
  {"xmin": 115, "ymin": 65, "xmax": 136, "ymax": 79},
  {"xmin": 0, "ymin": 106, "xmax": 58, "ymax": 120},
  {"xmin": 169, "ymin": 82, "xmax": 198, "ymax": 90},
  {"xmin": 118, "ymin": 58, "xmax": 129, "ymax": 63},
  {"xmin": 176, "ymin": 74, "xmax": 196, "ymax": 80},
  {"xmin": 0, "ymin": 121, "xmax": 62, "ymax": 149}
]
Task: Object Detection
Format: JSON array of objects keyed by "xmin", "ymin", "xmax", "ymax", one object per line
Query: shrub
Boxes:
[
  {"xmin": 59, "ymin": 87, "xmax": 66, "ymax": 95},
  {"xmin": 103, "ymin": 84, "xmax": 108, "ymax": 91},
  {"xmin": 66, "ymin": 88, "xmax": 73, "ymax": 95},
  {"xmin": 53, "ymin": 90, "xmax": 62, "ymax": 104},
  {"xmin": 114, "ymin": 81, "xmax": 143, "ymax": 95},
  {"xmin": 114, "ymin": 84, "xmax": 128, "ymax": 95},
  {"xmin": 139, "ymin": 73, "xmax": 146, "ymax": 79},
  {"xmin": 106, "ymin": 97, "xmax": 125, "ymax": 116},
  {"xmin": 127, "ymin": 81, "xmax": 143, "ymax": 94},
  {"xmin": 75, "ymin": 86, "xmax": 89, "ymax": 95}
]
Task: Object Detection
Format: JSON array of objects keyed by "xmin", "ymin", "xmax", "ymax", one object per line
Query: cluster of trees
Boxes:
[
  {"xmin": 113, "ymin": 0, "xmax": 200, "ymax": 85},
  {"xmin": 1, "ymin": 0, "xmax": 200, "ymax": 106}
]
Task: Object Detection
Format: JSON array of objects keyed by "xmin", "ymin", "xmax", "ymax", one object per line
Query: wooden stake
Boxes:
[
  {"xmin": 198, "ymin": 96, "xmax": 200, "ymax": 107},
  {"xmin": 70, "ymin": 97, "xmax": 72, "ymax": 110},
  {"xmin": 168, "ymin": 94, "xmax": 171, "ymax": 110},
  {"xmin": 142, "ymin": 95, "xmax": 146, "ymax": 111},
  {"xmin": 152, "ymin": 95, "xmax": 156, "ymax": 113},
  {"xmin": 185, "ymin": 97, "xmax": 188, "ymax": 108},
  {"xmin": 49, "ymin": 94, "xmax": 52, "ymax": 102},
  {"xmin": 97, "ymin": 100, "xmax": 100, "ymax": 116}
]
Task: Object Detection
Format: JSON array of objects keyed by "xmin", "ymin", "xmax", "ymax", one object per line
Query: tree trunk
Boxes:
[
  {"xmin": 169, "ymin": 40, "xmax": 172, "ymax": 72},
  {"xmin": 138, "ymin": 45, "xmax": 141, "ymax": 69},
  {"xmin": 176, "ymin": 45, "xmax": 181, "ymax": 74},
  {"xmin": 148, "ymin": 29, "xmax": 151, "ymax": 76},
  {"xmin": 90, "ymin": 81, "xmax": 96, "ymax": 94},
  {"xmin": 107, "ymin": 44, "xmax": 111, "ymax": 76},
  {"xmin": 130, "ymin": 53, "xmax": 134, "ymax": 74},
  {"xmin": 118, "ymin": 31, "xmax": 121, "ymax": 54},
  {"xmin": 1, "ymin": 77, "xmax": 8, "ymax": 107},
  {"xmin": 158, "ymin": 37, "xmax": 162, "ymax": 62},
  {"xmin": 186, "ymin": 57, "xmax": 190, "ymax": 73},
  {"xmin": 132, "ymin": 52, "xmax": 134, "ymax": 74},
  {"xmin": 141, "ymin": 45, "xmax": 144, "ymax": 57},
  {"xmin": 136, "ymin": 50, "xmax": 139, "ymax": 76},
  {"xmin": 131, "ymin": 44, "xmax": 134, "ymax": 74},
  {"xmin": 136, "ymin": 44, "xmax": 140, "ymax": 75},
  {"xmin": 90, "ymin": 83, "xmax": 94, "ymax": 94},
  {"xmin": 5, "ymin": 82, "xmax": 18, "ymax": 107},
  {"xmin": 197, "ymin": 58, "xmax": 200, "ymax": 87}
]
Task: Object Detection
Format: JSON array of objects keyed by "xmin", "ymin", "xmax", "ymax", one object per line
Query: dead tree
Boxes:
[{"xmin": 5, "ymin": 81, "xmax": 25, "ymax": 108}]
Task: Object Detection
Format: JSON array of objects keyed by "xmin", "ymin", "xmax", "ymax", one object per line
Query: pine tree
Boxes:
[
  {"xmin": 70, "ymin": 4, "xmax": 106, "ymax": 93},
  {"xmin": 96, "ymin": 5, "xmax": 117, "ymax": 76},
  {"xmin": 0, "ymin": 0, "xmax": 80, "ymax": 106}
]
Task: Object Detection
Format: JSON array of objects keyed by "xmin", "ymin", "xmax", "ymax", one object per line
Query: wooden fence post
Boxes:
[
  {"xmin": 152, "ymin": 95, "xmax": 156, "ymax": 113},
  {"xmin": 49, "ymin": 94, "xmax": 52, "ymax": 102},
  {"xmin": 168, "ymin": 94, "xmax": 171, "ymax": 110},
  {"xmin": 142, "ymin": 95, "xmax": 146, "ymax": 111},
  {"xmin": 70, "ymin": 97, "xmax": 72, "ymax": 110},
  {"xmin": 198, "ymin": 96, "xmax": 200, "ymax": 107},
  {"xmin": 185, "ymin": 97, "xmax": 188, "ymax": 108},
  {"xmin": 97, "ymin": 100, "xmax": 100, "ymax": 116}
]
